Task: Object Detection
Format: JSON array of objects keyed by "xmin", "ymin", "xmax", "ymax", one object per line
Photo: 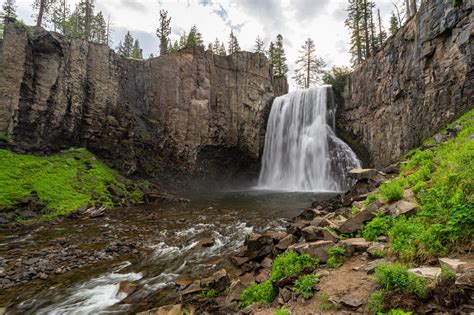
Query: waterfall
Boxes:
[{"xmin": 258, "ymin": 86, "xmax": 361, "ymax": 192}]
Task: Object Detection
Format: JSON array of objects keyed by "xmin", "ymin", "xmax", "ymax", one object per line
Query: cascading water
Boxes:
[{"xmin": 258, "ymin": 86, "xmax": 361, "ymax": 192}]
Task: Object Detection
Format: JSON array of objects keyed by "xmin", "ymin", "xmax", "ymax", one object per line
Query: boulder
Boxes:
[
  {"xmin": 255, "ymin": 268, "xmax": 271, "ymax": 283},
  {"xmin": 388, "ymin": 200, "xmax": 418, "ymax": 217},
  {"xmin": 367, "ymin": 243, "xmax": 387, "ymax": 257},
  {"xmin": 363, "ymin": 259, "xmax": 386, "ymax": 274},
  {"xmin": 263, "ymin": 230, "xmax": 288, "ymax": 244},
  {"xmin": 244, "ymin": 233, "xmax": 273, "ymax": 260},
  {"xmin": 225, "ymin": 280, "xmax": 246, "ymax": 305},
  {"xmin": 337, "ymin": 200, "xmax": 385, "ymax": 234},
  {"xmin": 348, "ymin": 169, "xmax": 378, "ymax": 180},
  {"xmin": 340, "ymin": 238, "xmax": 372, "ymax": 256},
  {"xmin": 439, "ymin": 258, "xmax": 467, "ymax": 273},
  {"xmin": 180, "ymin": 280, "xmax": 201, "ymax": 296},
  {"xmin": 278, "ymin": 287, "xmax": 292, "ymax": 304},
  {"xmin": 301, "ymin": 226, "xmax": 338, "ymax": 242},
  {"xmin": 229, "ymin": 255, "xmax": 250, "ymax": 267},
  {"xmin": 260, "ymin": 257, "xmax": 273, "ymax": 269},
  {"xmin": 286, "ymin": 221, "xmax": 311, "ymax": 238},
  {"xmin": 238, "ymin": 273, "xmax": 255, "ymax": 286},
  {"xmin": 289, "ymin": 240, "xmax": 335, "ymax": 263},
  {"xmin": 197, "ymin": 237, "xmax": 215, "ymax": 248},
  {"xmin": 408, "ymin": 267, "xmax": 441, "ymax": 279},
  {"xmin": 201, "ymin": 269, "xmax": 230, "ymax": 293},
  {"xmin": 118, "ymin": 281, "xmax": 137, "ymax": 295},
  {"xmin": 276, "ymin": 234, "xmax": 298, "ymax": 250},
  {"xmin": 297, "ymin": 208, "xmax": 322, "ymax": 221},
  {"xmin": 340, "ymin": 294, "xmax": 364, "ymax": 308}
]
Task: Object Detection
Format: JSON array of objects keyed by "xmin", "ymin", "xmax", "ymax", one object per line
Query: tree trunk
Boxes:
[
  {"xmin": 36, "ymin": 0, "xmax": 45, "ymax": 27},
  {"xmin": 377, "ymin": 9, "xmax": 383, "ymax": 47},
  {"xmin": 62, "ymin": 0, "xmax": 67, "ymax": 35},
  {"xmin": 405, "ymin": 0, "xmax": 412, "ymax": 18},
  {"xmin": 363, "ymin": 0, "xmax": 370, "ymax": 58},
  {"xmin": 410, "ymin": 0, "xmax": 417, "ymax": 16},
  {"xmin": 355, "ymin": 0, "xmax": 362, "ymax": 63}
]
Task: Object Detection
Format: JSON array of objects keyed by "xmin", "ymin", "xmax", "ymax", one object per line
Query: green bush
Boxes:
[
  {"xmin": 239, "ymin": 280, "xmax": 277, "ymax": 308},
  {"xmin": 374, "ymin": 263, "xmax": 427, "ymax": 299},
  {"xmin": 270, "ymin": 251, "xmax": 319, "ymax": 281},
  {"xmin": 364, "ymin": 194, "xmax": 380, "ymax": 207},
  {"xmin": 379, "ymin": 181, "xmax": 405, "ymax": 202},
  {"xmin": 326, "ymin": 246, "xmax": 346, "ymax": 268},
  {"xmin": 412, "ymin": 181, "xmax": 428, "ymax": 193},
  {"xmin": 319, "ymin": 292, "xmax": 333, "ymax": 311},
  {"xmin": 370, "ymin": 249, "xmax": 387, "ymax": 258},
  {"xmin": 275, "ymin": 307, "xmax": 291, "ymax": 315},
  {"xmin": 440, "ymin": 265, "xmax": 456, "ymax": 282},
  {"xmin": 362, "ymin": 215, "xmax": 393, "ymax": 241},
  {"xmin": 293, "ymin": 274, "xmax": 319, "ymax": 299},
  {"xmin": 368, "ymin": 289, "xmax": 385, "ymax": 313},
  {"xmin": 198, "ymin": 287, "xmax": 216, "ymax": 299}
]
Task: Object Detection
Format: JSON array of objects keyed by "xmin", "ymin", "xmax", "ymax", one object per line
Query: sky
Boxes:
[{"xmin": 5, "ymin": 0, "xmax": 396, "ymax": 89}]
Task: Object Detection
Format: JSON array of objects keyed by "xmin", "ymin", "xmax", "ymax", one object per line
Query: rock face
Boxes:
[
  {"xmin": 0, "ymin": 20, "xmax": 287, "ymax": 187},
  {"xmin": 339, "ymin": 0, "xmax": 473, "ymax": 168}
]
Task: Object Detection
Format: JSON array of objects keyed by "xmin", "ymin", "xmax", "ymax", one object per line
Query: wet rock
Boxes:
[
  {"xmin": 241, "ymin": 261, "xmax": 259, "ymax": 273},
  {"xmin": 337, "ymin": 200, "xmax": 385, "ymax": 234},
  {"xmin": 456, "ymin": 268, "xmax": 474, "ymax": 289},
  {"xmin": 137, "ymin": 304, "xmax": 195, "ymax": 315},
  {"xmin": 301, "ymin": 226, "xmax": 338, "ymax": 242},
  {"xmin": 276, "ymin": 234, "xmax": 298, "ymax": 250},
  {"xmin": 238, "ymin": 273, "xmax": 255, "ymax": 286},
  {"xmin": 263, "ymin": 230, "xmax": 288, "ymax": 244},
  {"xmin": 181, "ymin": 280, "xmax": 202, "ymax": 296},
  {"xmin": 244, "ymin": 233, "xmax": 273, "ymax": 260},
  {"xmin": 297, "ymin": 208, "xmax": 322, "ymax": 221},
  {"xmin": 340, "ymin": 238, "xmax": 371, "ymax": 256},
  {"xmin": 408, "ymin": 267, "xmax": 441, "ymax": 279},
  {"xmin": 384, "ymin": 163, "xmax": 400, "ymax": 174},
  {"xmin": 197, "ymin": 237, "xmax": 215, "ymax": 248},
  {"xmin": 260, "ymin": 257, "xmax": 272, "ymax": 269},
  {"xmin": 118, "ymin": 281, "xmax": 137, "ymax": 295},
  {"xmin": 439, "ymin": 258, "xmax": 467, "ymax": 273},
  {"xmin": 70, "ymin": 206, "xmax": 106, "ymax": 219},
  {"xmin": 289, "ymin": 240, "xmax": 335, "ymax": 263},
  {"xmin": 176, "ymin": 278, "xmax": 194, "ymax": 288},
  {"xmin": 340, "ymin": 294, "xmax": 364, "ymax": 308},
  {"xmin": 225, "ymin": 280, "xmax": 246, "ymax": 304},
  {"xmin": 348, "ymin": 168, "xmax": 378, "ymax": 180},
  {"xmin": 388, "ymin": 200, "xmax": 418, "ymax": 217},
  {"xmin": 286, "ymin": 221, "xmax": 311, "ymax": 238},
  {"xmin": 229, "ymin": 255, "xmax": 250, "ymax": 267}
]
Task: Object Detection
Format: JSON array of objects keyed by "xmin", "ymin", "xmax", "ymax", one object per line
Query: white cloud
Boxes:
[{"xmin": 7, "ymin": 0, "xmax": 396, "ymax": 90}]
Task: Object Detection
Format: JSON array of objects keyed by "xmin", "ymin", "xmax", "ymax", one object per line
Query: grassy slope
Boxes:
[
  {"xmin": 0, "ymin": 148, "xmax": 145, "ymax": 217},
  {"xmin": 361, "ymin": 109, "xmax": 474, "ymax": 261}
]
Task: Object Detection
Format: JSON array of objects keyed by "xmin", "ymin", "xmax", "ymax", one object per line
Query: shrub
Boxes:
[
  {"xmin": 387, "ymin": 309, "xmax": 413, "ymax": 315},
  {"xmin": 379, "ymin": 181, "xmax": 404, "ymax": 202},
  {"xmin": 320, "ymin": 292, "xmax": 333, "ymax": 311},
  {"xmin": 370, "ymin": 249, "xmax": 387, "ymax": 258},
  {"xmin": 275, "ymin": 307, "xmax": 291, "ymax": 315},
  {"xmin": 440, "ymin": 265, "xmax": 456, "ymax": 282},
  {"xmin": 368, "ymin": 290, "xmax": 385, "ymax": 313},
  {"xmin": 270, "ymin": 251, "xmax": 319, "ymax": 281},
  {"xmin": 293, "ymin": 274, "xmax": 319, "ymax": 299},
  {"xmin": 412, "ymin": 181, "xmax": 428, "ymax": 193},
  {"xmin": 364, "ymin": 194, "xmax": 380, "ymax": 207},
  {"xmin": 239, "ymin": 280, "xmax": 277, "ymax": 308},
  {"xmin": 362, "ymin": 215, "xmax": 393, "ymax": 241},
  {"xmin": 374, "ymin": 263, "xmax": 427, "ymax": 299},
  {"xmin": 199, "ymin": 287, "xmax": 216, "ymax": 299},
  {"xmin": 326, "ymin": 246, "xmax": 346, "ymax": 268}
]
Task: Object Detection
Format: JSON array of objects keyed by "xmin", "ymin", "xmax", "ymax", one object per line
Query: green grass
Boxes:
[
  {"xmin": 368, "ymin": 289, "xmax": 385, "ymax": 313},
  {"xmin": 326, "ymin": 246, "xmax": 346, "ymax": 268},
  {"xmin": 198, "ymin": 287, "xmax": 216, "ymax": 299},
  {"xmin": 387, "ymin": 309, "xmax": 413, "ymax": 315},
  {"xmin": 362, "ymin": 215, "xmax": 393, "ymax": 241},
  {"xmin": 374, "ymin": 263, "xmax": 427, "ymax": 299},
  {"xmin": 0, "ymin": 148, "xmax": 146, "ymax": 218},
  {"xmin": 275, "ymin": 307, "xmax": 291, "ymax": 315},
  {"xmin": 359, "ymin": 110, "xmax": 474, "ymax": 262},
  {"xmin": 293, "ymin": 274, "xmax": 319, "ymax": 299},
  {"xmin": 440, "ymin": 265, "xmax": 456, "ymax": 282},
  {"xmin": 319, "ymin": 292, "xmax": 333, "ymax": 311},
  {"xmin": 239, "ymin": 251, "xmax": 319, "ymax": 308}
]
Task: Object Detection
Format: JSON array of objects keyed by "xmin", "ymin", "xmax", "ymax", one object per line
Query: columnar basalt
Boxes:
[{"xmin": 0, "ymin": 20, "xmax": 287, "ymax": 187}]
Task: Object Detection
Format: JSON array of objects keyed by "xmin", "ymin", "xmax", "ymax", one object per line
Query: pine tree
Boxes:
[
  {"xmin": 178, "ymin": 32, "xmax": 187, "ymax": 49},
  {"xmin": 212, "ymin": 38, "xmax": 221, "ymax": 54},
  {"xmin": 83, "ymin": 0, "xmax": 92, "ymax": 40},
  {"xmin": 362, "ymin": 0, "xmax": 370, "ymax": 58},
  {"xmin": 218, "ymin": 42, "xmax": 226, "ymax": 56},
  {"xmin": 293, "ymin": 38, "xmax": 326, "ymax": 89},
  {"xmin": 186, "ymin": 25, "xmax": 203, "ymax": 48},
  {"xmin": 106, "ymin": 15, "xmax": 113, "ymax": 47},
  {"xmin": 173, "ymin": 40, "xmax": 179, "ymax": 52},
  {"xmin": 34, "ymin": 0, "xmax": 56, "ymax": 27},
  {"xmin": 377, "ymin": 9, "xmax": 387, "ymax": 46},
  {"xmin": 91, "ymin": 11, "xmax": 106, "ymax": 44},
  {"xmin": 254, "ymin": 36, "xmax": 264, "ymax": 53},
  {"xmin": 273, "ymin": 34, "xmax": 288, "ymax": 77},
  {"xmin": 0, "ymin": 15, "xmax": 4, "ymax": 40},
  {"xmin": 389, "ymin": 12, "xmax": 399, "ymax": 36},
  {"xmin": 132, "ymin": 39, "xmax": 142, "ymax": 59},
  {"xmin": 228, "ymin": 30, "xmax": 240, "ymax": 54},
  {"xmin": 66, "ymin": 0, "xmax": 95, "ymax": 40},
  {"xmin": 2, "ymin": 0, "xmax": 17, "ymax": 19},
  {"xmin": 368, "ymin": 1, "xmax": 377, "ymax": 54},
  {"xmin": 346, "ymin": 0, "xmax": 363, "ymax": 65},
  {"xmin": 156, "ymin": 9, "xmax": 171, "ymax": 56},
  {"xmin": 117, "ymin": 31, "xmax": 134, "ymax": 58},
  {"xmin": 51, "ymin": 0, "xmax": 70, "ymax": 34}
]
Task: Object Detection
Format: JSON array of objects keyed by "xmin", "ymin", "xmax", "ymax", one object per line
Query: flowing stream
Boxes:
[
  {"xmin": 1, "ymin": 191, "xmax": 337, "ymax": 314},
  {"xmin": 259, "ymin": 86, "xmax": 361, "ymax": 192}
]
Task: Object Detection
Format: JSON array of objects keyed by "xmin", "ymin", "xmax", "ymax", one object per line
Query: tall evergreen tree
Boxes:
[
  {"xmin": 389, "ymin": 12, "xmax": 399, "ymax": 35},
  {"xmin": 172, "ymin": 40, "xmax": 179, "ymax": 52},
  {"xmin": 186, "ymin": 25, "xmax": 203, "ymax": 48},
  {"xmin": 106, "ymin": 15, "xmax": 113, "ymax": 47},
  {"xmin": 254, "ymin": 36, "xmax": 264, "ymax": 53},
  {"xmin": 377, "ymin": 9, "xmax": 387, "ymax": 46},
  {"xmin": 228, "ymin": 30, "xmax": 240, "ymax": 54},
  {"xmin": 293, "ymin": 38, "xmax": 326, "ymax": 88},
  {"xmin": 91, "ymin": 11, "xmax": 106, "ymax": 44},
  {"xmin": 178, "ymin": 32, "xmax": 187, "ymax": 49},
  {"xmin": 156, "ymin": 9, "xmax": 171, "ymax": 55},
  {"xmin": 83, "ymin": 0, "xmax": 93, "ymax": 40},
  {"xmin": 273, "ymin": 34, "xmax": 288, "ymax": 77},
  {"xmin": 212, "ymin": 38, "xmax": 221, "ymax": 54},
  {"xmin": 132, "ymin": 39, "xmax": 143, "ymax": 59},
  {"xmin": 218, "ymin": 42, "xmax": 226, "ymax": 56},
  {"xmin": 34, "ymin": 0, "xmax": 56, "ymax": 27},
  {"xmin": 51, "ymin": 0, "xmax": 70, "ymax": 34},
  {"xmin": 346, "ymin": 0, "xmax": 363, "ymax": 65},
  {"xmin": 117, "ymin": 31, "xmax": 134, "ymax": 58},
  {"xmin": 2, "ymin": 0, "xmax": 17, "ymax": 19},
  {"xmin": 267, "ymin": 41, "xmax": 276, "ymax": 66}
]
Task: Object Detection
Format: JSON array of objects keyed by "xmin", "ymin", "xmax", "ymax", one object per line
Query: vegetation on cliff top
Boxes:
[
  {"xmin": 360, "ymin": 109, "xmax": 474, "ymax": 261},
  {"xmin": 0, "ymin": 148, "xmax": 146, "ymax": 219}
]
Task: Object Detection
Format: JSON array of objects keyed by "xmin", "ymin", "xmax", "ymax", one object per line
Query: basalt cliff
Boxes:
[
  {"xmin": 0, "ymin": 20, "xmax": 288, "ymax": 188},
  {"xmin": 340, "ymin": 0, "xmax": 473, "ymax": 168}
]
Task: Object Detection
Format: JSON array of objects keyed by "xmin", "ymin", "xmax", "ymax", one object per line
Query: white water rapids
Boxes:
[{"xmin": 258, "ymin": 86, "xmax": 361, "ymax": 192}]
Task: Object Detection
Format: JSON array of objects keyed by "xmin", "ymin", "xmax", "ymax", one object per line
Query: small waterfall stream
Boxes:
[{"xmin": 258, "ymin": 86, "xmax": 361, "ymax": 192}]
